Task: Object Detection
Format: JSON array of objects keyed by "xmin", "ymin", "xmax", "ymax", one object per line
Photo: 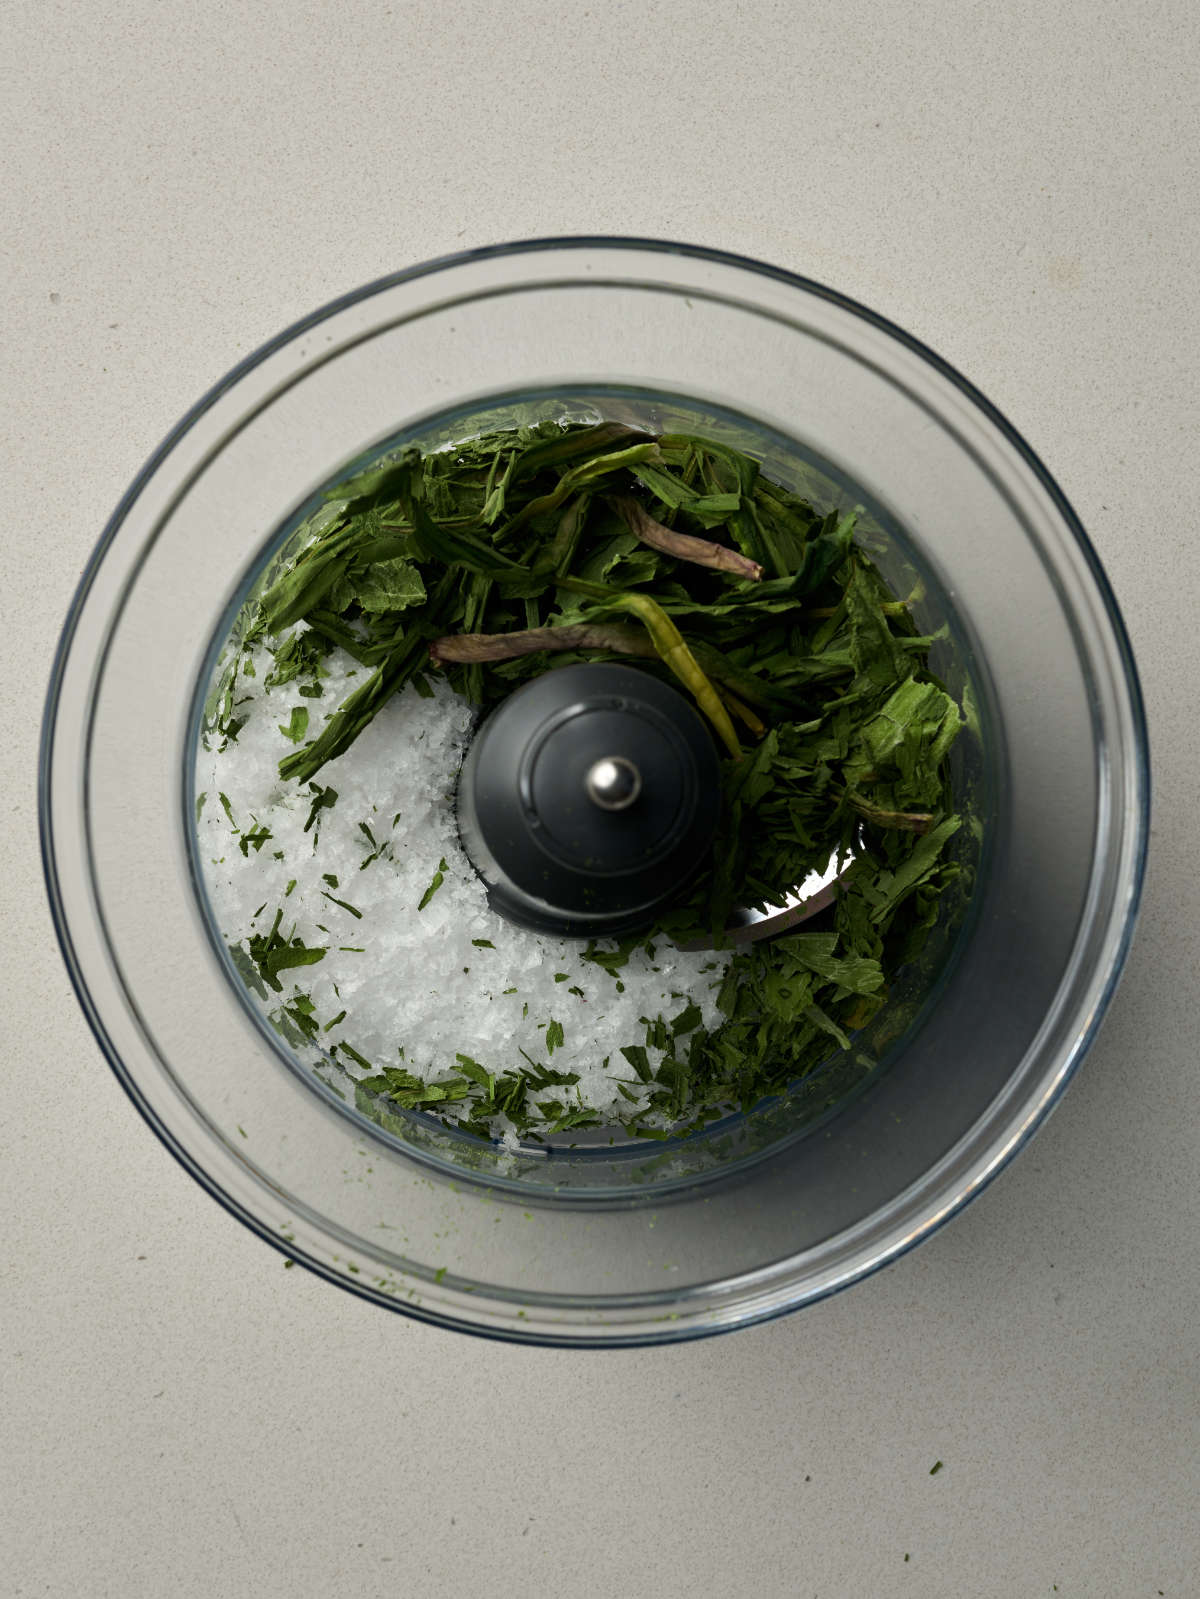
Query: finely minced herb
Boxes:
[
  {"xmin": 321, "ymin": 890, "xmax": 363, "ymax": 919},
  {"xmin": 417, "ymin": 858, "xmax": 448, "ymax": 912}
]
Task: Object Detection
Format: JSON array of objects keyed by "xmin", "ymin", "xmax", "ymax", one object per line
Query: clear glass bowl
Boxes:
[{"xmin": 41, "ymin": 238, "xmax": 1148, "ymax": 1344}]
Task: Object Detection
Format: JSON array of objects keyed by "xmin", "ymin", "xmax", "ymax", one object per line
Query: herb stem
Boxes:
[
  {"xmin": 557, "ymin": 578, "xmax": 742, "ymax": 758},
  {"xmin": 608, "ymin": 493, "xmax": 763, "ymax": 580},
  {"xmin": 429, "ymin": 622, "xmax": 656, "ymax": 666}
]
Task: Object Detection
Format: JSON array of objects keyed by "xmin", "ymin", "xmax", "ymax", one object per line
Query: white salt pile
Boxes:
[{"xmin": 196, "ymin": 640, "xmax": 730, "ymax": 1129}]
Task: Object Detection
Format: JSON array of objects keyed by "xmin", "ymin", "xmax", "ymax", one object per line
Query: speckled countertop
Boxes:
[{"xmin": 4, "ymin": 3, "xmax": 1198, "ymax": 1595}]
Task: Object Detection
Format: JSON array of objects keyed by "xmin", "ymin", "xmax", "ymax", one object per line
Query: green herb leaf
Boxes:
[
  {"xmin": 355, "ymin": 556, "xmax": 426, "ymax": 614},
  {"xmin": 238, "ymin": 822, "xmax": 273, "ymax": 856},
  {"xmin": 620, "ymin": 1045, "xmax": 654, "ymax": 1083},
  {"xmin": 321, "ymin": 890, "xmax": 363, "ymax": 920},
  {"xmin": 669, "ymin": 1000, "xmax": 704, "ymax": 1036},
  {"xmin": 303, "ymin": 783, "xmax": 338, "ymax": 834},
  {"xmin": 245, "ymin": 913, "xmax": 326, "ymax": 993},
  {"xmin": 278, "ymin": 706, "xmax": 309, "ymax": 744},
  {"xmin": 418, "ymin": 858, "xmax": 448, "ymax": 912}
]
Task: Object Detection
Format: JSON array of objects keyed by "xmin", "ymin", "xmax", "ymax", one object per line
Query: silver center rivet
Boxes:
[{"xmin": 586, "ymin": 756, "xmax": 642, "ymax": 811}]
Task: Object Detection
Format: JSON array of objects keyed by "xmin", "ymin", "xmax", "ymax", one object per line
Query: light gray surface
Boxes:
[{"xmin": 3, "ymin": 2, "xmax": 1197, "ymax": 1594}]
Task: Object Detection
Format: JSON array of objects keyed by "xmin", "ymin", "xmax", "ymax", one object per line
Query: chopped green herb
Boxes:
[
  {"xmin": 337, "ymin": 1040, "xmax": 374, "ymax": 1071},
  {"xmin": 356, "ymin": 555, "xmax": 426, "ymax": 614},
  {"xmin": 321, "ymin": 890, "xmax": 363, "ymax": 920},
  {"xmin": 245, "ymin": 910, "xmax": 326, "ymax": 992},
  {"xmin": 418, "ymin": 858, "xmax": 448, "ymax": 911},
  {"xmin": 278, "ymin": 705, "xmax": 309, "ymax": 744},
  {"xmin": 303, "ymin": 782, "xmax": 338, "ymax": 834},
  {"xmin": 670, "ymin": 1001, "xmax": 703, "ymax": 1036},
  {"xmin": 209, "ymin": 420, "xmax": 966, "ymax": 1142},
  {"xmin": 357, "ymin": 819, "xmax": 388, "ymax": 870},
  {"xmin": 621, "ymin": 1045, "xmax": 654, "ymax": 1082}
]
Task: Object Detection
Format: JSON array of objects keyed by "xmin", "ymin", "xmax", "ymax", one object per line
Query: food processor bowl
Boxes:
[{"xmin": 41, "ymin": 239, "xmax": 1147, "ymax": 1344}]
